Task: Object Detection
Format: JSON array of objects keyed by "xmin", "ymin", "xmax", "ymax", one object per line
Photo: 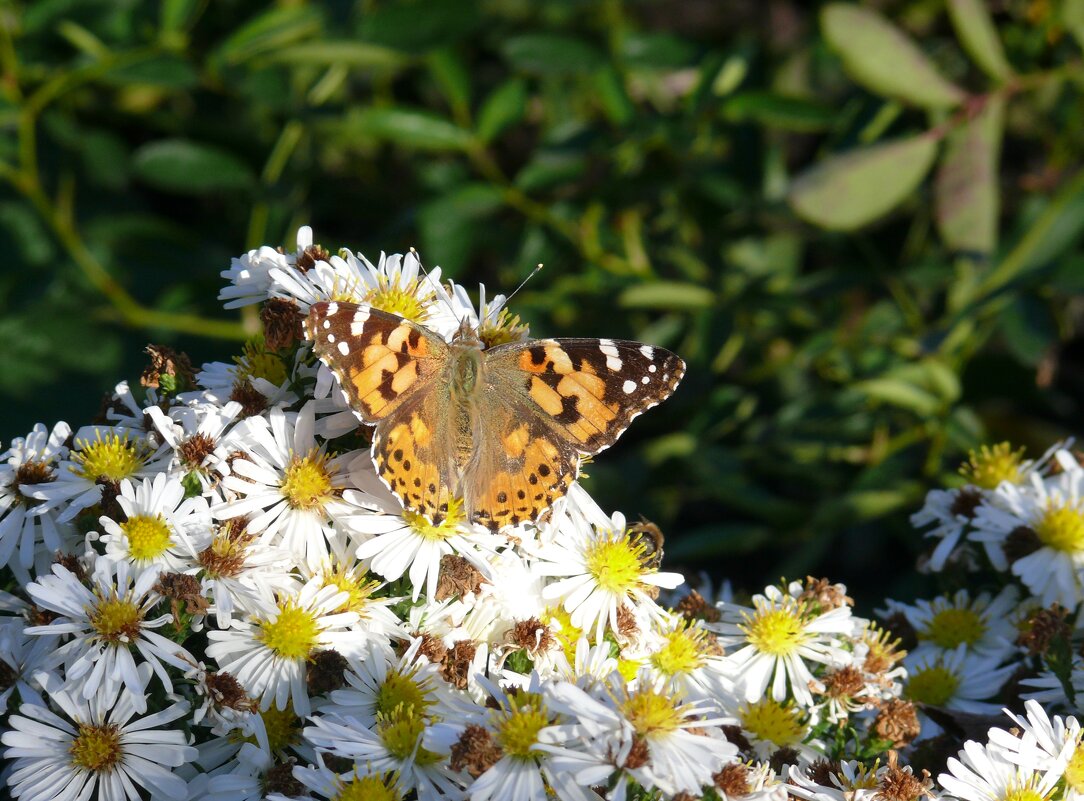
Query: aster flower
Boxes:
[
  {"xmin": 25, "ymin": 557, "xmax": 193, "ymax": 712},
  {"xmin": 144, "ymin": 400, "xmax": 243, "ymax": 487},
  {"xmin": 735, "ymin": 696, "xmax": 820, "ymax": 763},
  {"xmin": 713, "ymin": 581, "xmax": 857, "ymax": 708},
  {"xmin": 790, "ymin": 758, "xmax": 934, "ymax": 801},
  {"xmin": 0, "ymin": 421, "xmax": 77, "ymax": 583},
  {"xmin": 903, "ymin": 644, "xmax": 1016, "ymax": 737},
  {"xmin": 427, "ymin": 280, "xmax": 530, "ymax": 345},
  {"xmin": 219, "ymin": 236, "xmax": 293, "ymax": 309},
  {"xmin": 98, "ymin": 472, "xmax": 213, "ymax": 570},
  {"xmin": 883, "ymin": 586, "xmax": 1018, "ymax": 663},
  {"xmin": 989, "ymin": 700, "xmax": 1084, "ymax": 789},
  {"xmin": 282, "ymin": 758, "xmax": 405, "ymax": 801},
  {"xmin": 532, "ymin": 509, "xmax": 682, "ymax": 643},
  {"xmin": 970, "ymin": 465, "xmax": 1084, "ymax": 609},
  {"xmin": 205, "ymin": 576, "xmax": 363, "ymax": 716},
  {"xmin": 939, "ymin": 736, "xmax": 1062, "ymax": 801},
  {"xmin": 193, "ymin": 339, "xmax": 302, "ymax": 413},
  {"xmin": 212, "ymin": 403, "xmax": 380, "ymax": 563},
  {"xmin": 0, "ymin": 617, "xmax": 56, "ymax": 709},
  {"xmin": 911, "ymin": 486, "xmax": 986, "ymax": 572},
  {"xmin": 1, "ymin": 666, "xmax": 196, "ymax": 801}
]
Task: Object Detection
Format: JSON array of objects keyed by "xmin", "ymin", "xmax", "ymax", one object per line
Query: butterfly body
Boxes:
[{"xmin": 304, "ymin": 301, "xmax": 684, "ymax": 531}]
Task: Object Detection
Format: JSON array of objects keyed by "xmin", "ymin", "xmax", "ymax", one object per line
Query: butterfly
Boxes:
[{"xmin": 303, "ymin": 301, "xmax": 685, "ymax": 531}]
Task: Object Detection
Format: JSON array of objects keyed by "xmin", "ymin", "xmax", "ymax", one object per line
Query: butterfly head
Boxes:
[{"xmin": 451, "ymin": 317, "xmax": 484, "ymax": 348}]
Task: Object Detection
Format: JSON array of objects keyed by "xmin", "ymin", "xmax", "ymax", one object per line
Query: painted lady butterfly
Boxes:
[{"xmin": 303, "ymin": 301, "xmax": 685, "ymax": 531}]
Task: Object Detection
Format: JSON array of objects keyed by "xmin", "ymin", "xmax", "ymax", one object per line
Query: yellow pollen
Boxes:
[
  {"xmin": 542, "ymin": 605, "xmax": 582, "ymax": 655},
  {"xmin": 650, "ymin": 624, "xmax": 709, "ymax": 676},
  {"xmin": 920, "ymin": 607, "xmax": 986, "ymax": 649},
  {"xmin": 616, "ymin": 657, "xmax": 642, "ymax": 683},
  {"xmin": 71, "ymin": 433, "xmax": 147, "ymax": 481},
  {"xmin": 739, "ymin": 698, "xmax": 805, "ymax": 746},
  {"xmin": 259, "ymin": 704, "xmax": 303, "ymax": 753},
  {"xmin": 363, "ymin": 277, "xmax": 432, "ymax": 323},
  {"xmin": 904, "ymin": 664, "xmax": 960, "ymax": 706},
  {"xmin": 376, "ymin": 704, "xmax": 443, "ymax": 765},
  {"xmin": 120, "ymin": 514, "xmax": 174, "ymax": 562},
  {"xmin": 281, "ymin": 450, "xmax": 335, "ymax": 511},
  {"xmin": 584, "ymin": 531, "xmax": 646, "ymax": 594},
  {"xmin": 335, "ymin": 773, "xmax": 402, "ymax": 801},
  {"xmin": 478, "ymin": 306, "xmax": 529, "ymax": 348},
  {"xmin": 960, "ymin": 442, "xmax": 1025, "ymax": 489},
  {"xmin": 69, "ymin": 722, "xmax": 122, "ymax": 772},
  {"xmin": 321, "ymin": 564, "xmax": 381, "ymax": 615},
  {"xmin": 233, "ymin": 338, "xmax": 288, "ymax": 386},
  {"xmin": 1065, "ymin": 744, "xmax": 1084, "ymax": 793},
  {"xmin": 257, "ymin": 601, "xmax": 320, "ymax": 661},
  {"xmin": 741, "ymin": 602, "xmax": 808, "ymax": 656},
  {"xmin": 494, "ymin": 691, "xmax": 550, "ymax": 760},
  {"xmin": 403, "ymin": 498, "xmax": 465, "ymax": 541},
  {"xmin": 89, "ymin": 595, "xmax": 143, "ymax": 644},
  {"xmin": 376, "ymin": 669, "xmax": 431, "ymax": 719},
  {"xmin": 621, "ymin": 688, "xmax": 684, "ymax": 736},
  {"xmin": 1035, "ymin": 502, "xmax": 1084, "ymax": 553},
  {"xmin": 1002, "ymin": 777, "xmax": 1053, "ymax": 801}
]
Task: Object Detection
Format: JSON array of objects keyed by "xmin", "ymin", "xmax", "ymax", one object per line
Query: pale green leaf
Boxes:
[
  {"xmin": 133, "ymin": 140, "xmax": 254, "ymax": 194},
  {"xmin": 263, "ymin": 41, "xmax": 405, "ymax": 68},
  {"xmin": 353, "ymin": 108, "xmax": 474, "ymax": 152},
  {"xmin": 821, "ymin": 4, "xmax": 966, "ymax": 108},
  {"xmin": 619, "ymin": 282, "xmax": 716, "ymax": 310},
  {"xmin": 787, "ymin": 135, "xmax": 939, "ymax": 230},
  {"xmin": 946, "ymin": 0, "xmax": 1013, "ymax": 81},
  {"xmin": 476, "ymin": 78, "xmax": 528, "ymax": 143}
]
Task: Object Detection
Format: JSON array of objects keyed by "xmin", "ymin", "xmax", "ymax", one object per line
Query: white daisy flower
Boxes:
[
  {"xmin": 144, "ymin": 400, "xmax": 243, "ymax": 487},
  {"xmin": 989, "ymin": 699, "xmax": 1084, "ymax": 792},
  {"xmin": 885, "ymin": 586, "xmax": 1018, "ymax": 662},
  {"xmin": 353, "ymin": 495, "xmax": 502, "ymax": 602},
  {"xmin": 715, "ymin": 761, "xmax": 788, "ymax": 801},
  {"xmin": 713, "ymin": 582, "xmax": 857, "ymax": 708},
  {"xmin": 218, "ymin": 227, "xmax": 306, "ymax": 309},
  {"xmin": 212, "ymin": 403, "xmax": 381, "ymax": 563},
  {"xmin": 789, "ymin": 758, "xmax": 933, "ymax": 801},
  {"xmin": 939, "ymin": 735, "xmax": 1062, "ymax": 801},
  {"xmin": 0, "ymin": 617, "xmax": 56, "ymax": 709},
  {"xmin": 426, "ymin": 280, "xmax": 529, "ymax": 345},
  {"xmin": 532, "ymin": 510, "xmax": 682, "ymax": 643},
  {"xmin": 197, "ymin": 741, "xmax": 273, "ymax": 801},
  {"xmin": 192, "ymin": 341, "xmax": 302, "ymax": 413},
  {"xmin": 1, "ymin": 666, "xmax": 196, "ymax": 801},
  {"xmin": 98, "ymin": 472, "xmax": 213, "ymax": 570},
  {"xmin": 911, "ymin": 486, "xmax": 986, "ymax": 572},
  {"xmin": 0, "ymin": 421, "xmax": 78, "ymax": 583},
  {"xmin": 205, "ymin": 576, "xmax": 362, "ymax": 717},
  {"xmin": 735, "ymin": 696, "xmax": 820, "ymax": 763},
  {"xmin": 283, "ymin": 760, "xmax": 404, "ymax": 801},
  {"xmin": 903, "ymin": 644, "xmax": 1016, "ymax": 738},
  {"xmin": 970, "ymin": 465, "xmax": 1084, "ymax": 608},
  {"xmin": 635, "ymin": 616, "xmax": 732, "ymax": 703},
  {"xmin": 541, "ymin": 672, "xmax": 738, "ymax": 799},
  {"xmin": 99, "ymin": 380, "xmax": 164, "ymax": 437},
  {"xmin": 25, "ymin": 558, "xmax": 193, "ymax": 712}
]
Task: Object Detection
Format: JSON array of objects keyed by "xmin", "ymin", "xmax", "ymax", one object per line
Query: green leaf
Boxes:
[
  {"xmin": 263, "ymin": 41, "xmax": 405, "ymax": 68},
  {"xmin": 514, "ymin": 151, "xmax": 587, "ymax": 191},
  {"xmin": 102, "ymin": 56, "xmax": 199, "ymax": 88},
  {"xmin": 592, "ymin": 66, "xmax": 634, "ymax": 126},
  {"xmin": 853, "ymin": 378, "xmax": 941, "ymax": 416},
  {"xmin": 618, "ymin": 282, "xmax": 716, "ymax": 310},
  {"xmin": 999, "ymin": 295, "xmax": 1057, "ymax": 366},
  {"xmin": 821, "ymin": 4, "xmax": 966, "ymax": 108},
  {"xmin": 427, "ymin": 49, "xmax": 471, "ymax": 118},
  {"xmin": 721, "ymin": 91, "xmax": 836, "ymax": 132},
  {"xmin": 214, "ymin": 6, "xmax": 322, "ymax": 66},
  {"xmin": 946, "ymin": 0, "xmax": 1013, "ymax": 81},
  {"xmin": 787, "ymin": 135, "xmax": 939, "ymax": 230},
  {"xmin": 1066, "ymin": 0, "xmax": 1084, "ymax": 51},
  {"xmin": 353, "ymin": 107, "xmax": 474, "ymax": 152},
  {"xmin": 501, "ymin": 34, "xmax": 605, "ymax": 75},
  {"xmin": 476, "ymin": 78, "xmax": 528, "ymax": 143},
  {"xmin": 161, "ymin": 0, "xmax": 200, "ymax": 33},
  {"xmin": 358, "ymin": 0, "xmax": 482, "ymax": 52},
  {"xmin": 418, "ymin": 183, "xmax": 504, "ymax": 268},
  {"xmin": 132, "ymin": 139, "xmax": 255, "ymax": 194},
  {"xmin": 935, "ymin": 97, "xmax": 1004, "ymax": 256},
  {"xmin": 620, "ymin": 32, "xmax": 698, "ymax": 69}
]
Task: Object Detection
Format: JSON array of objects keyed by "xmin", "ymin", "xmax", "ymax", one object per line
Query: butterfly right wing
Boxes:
[{"xmin": 303, "ymin": 301, "xmax": 445, "ymax": 422}]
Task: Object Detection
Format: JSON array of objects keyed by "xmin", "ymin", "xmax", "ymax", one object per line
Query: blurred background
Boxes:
[{"xmin": 1, "ymin": 0, "xmax": 1082, "ymax": 605}]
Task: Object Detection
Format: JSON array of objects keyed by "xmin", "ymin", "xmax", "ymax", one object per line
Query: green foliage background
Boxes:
[{"xmin": 2, "ymin": 0, "xmax": 1083, "ymax": 603}]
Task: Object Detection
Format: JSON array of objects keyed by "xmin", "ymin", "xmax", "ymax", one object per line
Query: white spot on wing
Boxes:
[
  {"xmin": 327, "ymin": 302, "xmax": 339, "ymax": 315},
  {"xmin": 349, "ymin": 307, "xmax": 370, "ymax": 335},
  {"xmin": 600, "ymin": 340, "xmax": 623, "ymax": 371},
  {"xmin": 641, "ymin": 375, "xmax": 650, "ymax": 384},
  {"xmin": 648, "ymin": 364, "xmax": 657, "ymax": 373},
  {"xmin": 322, "ymin": 320, "xmax": 331, "ymax": 329},
  {"xmin": 622, "ymin": 379, "xmax": 636, "ymax": 394},
  {"xmin": 640, "ymin": 344, "xmax": 654, "ymax": 359},
  {"xmin": 327, "ymin": 333, "xmax": 336, "ymax": 343},
  {"xmin": 337, "ymin": 341, "xmax": 350, "ymax": 356}
]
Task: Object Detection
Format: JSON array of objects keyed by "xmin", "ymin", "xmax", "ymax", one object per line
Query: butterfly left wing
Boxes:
[{"xmin": 464, "ymin": 338, "xmax": 685, "ymax": 529}]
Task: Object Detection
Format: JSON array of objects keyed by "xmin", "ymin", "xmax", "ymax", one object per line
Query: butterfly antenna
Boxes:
[
  {"xmin": 410, "ymin": 246, "xmax": 461, "ymax": 322},
  {"xmin": 502, "ymin": 263, "xmax": 543, "ymax": 308}
]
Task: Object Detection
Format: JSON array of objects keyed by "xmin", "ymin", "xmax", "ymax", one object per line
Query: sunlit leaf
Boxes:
[
  {"xmin": 502, "ymin": 34, "xmax": 605, "ymax": 75},
  {"xmin": 133, "ymin": 139, "xmax": 255, "ymax": 193},
  {"xmin": 476, "ymin": 78, "xmax": 528, "ymax": 143},
  {"xmin": 946, "ymin": 0, "xmax": 1013, "ymax": 81},
  {"xmin": 351, "ymin": 107, "xmax": 474, "ymax": 152}
]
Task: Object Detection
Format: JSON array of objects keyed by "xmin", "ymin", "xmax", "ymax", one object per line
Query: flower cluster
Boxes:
[{"xmin": 0, "ymin": 224, "xmax": 1065, "ymax": 801}]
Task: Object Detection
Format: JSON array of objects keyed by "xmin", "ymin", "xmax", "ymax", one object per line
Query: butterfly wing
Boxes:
[
  {"xmin": 303, "ymin": 301, "xmax": 445, "ymax": 422},
  {"xmin": 465, "ymin": 338, "xmax": 685, "ymax": 529},
  {"xmin": 304, "ymin": 302, "xmax": 458, "ymax": 520}
]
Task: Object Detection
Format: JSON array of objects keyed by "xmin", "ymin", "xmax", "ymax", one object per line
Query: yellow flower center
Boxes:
[
  {"xmin": 478, "ymin": 306, "xmax": 529, "ymax": 349},
  {"xmin": 69, "ymin": 722, "xmax": 122, "ymax": 772},
  {"xmin": 621, "ymin": 688, "xmax": 684, "ymax": 736},
  {"xmin": 120, "ymin": 514, "xmax": 174, "ymax": 562},
  {"xmin": 71, "ymin": 433, "xmax": 147, "ymax": 481},
  {"xmin": 920, "ymin": 608, "xmax": 985, "ymax": 649},
  {"xmin": 376, "ymin": 705, "xmax": 443, "ymax": 765},
  {"xmin": 494, "ymin": 691, "xmax": 550, "ymax": 760},
  {"xmin": 321, "ymin": 564, "xmax": 381, "ymax": 615},
  {"xmin": 281, "ymin": 450, "xmax": 335, "ymax": 511},
  {"xmin": 650, "ymin": 624, "xmax": 709, "ymax": 676},
  {"xmin": 905, "ymin": 664, "xmax": 960, "ymax": 706},
  {"xmin": 739, "ymin": 698, "xmax": 805, "ymax": 746},
  {"xmin": 376, "ymin": 669, "xmax": 431, "ymax": 719},
  {"xmin": 363, "ymin": 277, "xmax": 432, "ymax": 323},
  {"xmin": 1002, "ymin": 777, "xmax": 1054, "ymax": 801},
  {"xmin": 403, "ymin": 497, "xmax": 465, "ymax": 541},
  {"xmin": 960, "ymin": 442, "xmax": 1025, "ymax": 489},
  {"xmin": 257, "ymin": 601, "xmax": 320, "ymax": 660},
  {"xmin": 617, "ymin": 657, "xmax": 642, "ymax": 683},
  {"xmin": 741, "ymin": 602, "xmax": 808, "ymax": 656},
  {"xmin": 1035, "ymin": 502, "xmax": 1084, "ymax": 553},
  {"xmin": 234, "ymin": 338, "xmax": 288, "ymax": 385},
  {"xmin": 89, "ymin": 595, "xmax": 143, "ymax": 644},
  {"xmin": 584, "ymin": 531, "xmax": 645, "ymax": 594},
  {"xmin": 260, "ymin": 704, "xmax": 303, "ymax": 753},
  {"xmin": 335, "ymin": 773, "xmax": 402, "ymax": 801},
  {"xmin": 1065, "ymin": 743, "xmax": 1084, "ymax": 793}
]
